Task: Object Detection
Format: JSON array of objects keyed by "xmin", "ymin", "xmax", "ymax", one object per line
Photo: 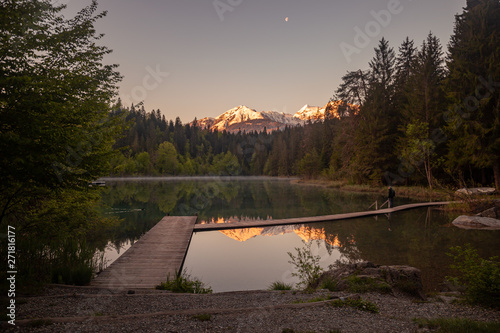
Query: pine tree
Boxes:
[
  {"xmin": 398, "ymin": 33, "xmax": 446, "ymax": 188},
  {"xmin": 351, "ymin": 38, "xmax": 399, "ymax": 184},
  {"xmin": 335, "ymin": 70, "xmax": 370, "ymax": 107},
  {"xmin": 445, "ymin": 0, "xmax": 500, "ymax": 189}
]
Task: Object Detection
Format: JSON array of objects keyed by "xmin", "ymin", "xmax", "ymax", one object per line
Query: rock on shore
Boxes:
[
  {"xmin": 452, "ymin": 215, "xmax": 500, "ymax": 230},
  {"xmin": 312, "ymin": 261, "xmax": 426, "ymax": 300}
]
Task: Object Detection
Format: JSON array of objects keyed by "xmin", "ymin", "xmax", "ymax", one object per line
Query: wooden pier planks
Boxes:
[
  {"xmin": 193, "ymin": 201, "xmax": 452, "ymax": 232},
  {"xmin": 91, "ymin": 216, "xmax": 197, "ymax": 289}
]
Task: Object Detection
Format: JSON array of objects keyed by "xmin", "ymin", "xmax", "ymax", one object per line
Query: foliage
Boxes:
[
  {"xmin": 0, "ymin": 0, "xmax": 123, "ymax": 289},
  {"xmin": 329, "ymin": 297, "xmax": 379, "ymax": 313},
  {"xmin": 0, "ymin": 0, "xmax": 122, "ymax": 203},
  {"xmin": 156, "ymin": 270, "xmax": 213, "ymax": 294},
  {"xmin": 287, "ymin": 241, "xmax": 324, "ymax": 289},
  {"xmin": 268, "ymin": 281, "xmax": 293, "ymax": 291},
  {"xmin": 414, "ymin": 317, "xmax": 500, "ymax": 333},
  {"xmin": 346, "ymin": 275, "xmax": 392, "ymax": 294},
  {"xmin": 10, "ymin": 189, "xmax": 118, "ymax": 288},
  {"xmin": 444, "ymin": 0, "xmax": 500, "ymax": 190},
  {"xmin": 446, "ymin": 244, "xmax": 500, "ymax": 308}
]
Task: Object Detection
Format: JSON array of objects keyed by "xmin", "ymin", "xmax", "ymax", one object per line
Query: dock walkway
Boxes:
[
  {"xmin": 92, "ymin": 202, "xmax": 451, "ymax": 289},
  {"xmin": 194, "ymin": 201, "xmax": 451, "ymax": 232},
  {"xmin": 91, "ymin": 216, "xmax": 197, "ymax": 289}
]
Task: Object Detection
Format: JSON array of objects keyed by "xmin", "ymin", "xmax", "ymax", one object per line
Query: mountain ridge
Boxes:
[{"xmin": 192, "ymin": 101, "xmax": 358, "ymax": 133}]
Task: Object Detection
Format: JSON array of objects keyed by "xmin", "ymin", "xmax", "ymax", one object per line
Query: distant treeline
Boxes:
[{"xmin": 110, "ymin": 1, "xmax": 499, "ymax": 189}]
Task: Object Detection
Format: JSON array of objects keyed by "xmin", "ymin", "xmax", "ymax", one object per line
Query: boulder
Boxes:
[
  {"xmin": 476, "ymin": 207, "xmax": 499, "ymax": 219},
  {"xmin": 455, "ymin": 187, "xmax": 496, "ymax": 196},
  {"xmin": 313, "ymin": 261, "xmax": 426, "ymax": 300},
  {"xmin": 452, "ymin": 215, "xmax": 500, "ymax": 230}
]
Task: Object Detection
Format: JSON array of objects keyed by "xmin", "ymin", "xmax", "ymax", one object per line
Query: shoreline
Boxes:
[
  {"xmin": 99, "ymin": 175, "xmax": 451, "ymax": 201},
  {"xmin": 6, "ymin": 285, "xmax": 499, "ymax": 332},
  {"xmin": 291, "ymin": 178, "xmax": 453, "ymax": 201}
]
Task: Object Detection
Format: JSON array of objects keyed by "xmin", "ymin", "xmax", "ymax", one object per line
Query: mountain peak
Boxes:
[{"xmin": 191, "ymin": 101, "xmax": 357, "ymax": 133}]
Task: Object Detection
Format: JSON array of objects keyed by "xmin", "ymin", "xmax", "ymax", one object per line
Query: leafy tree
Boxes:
[
  {"xmin": 445, "ymin": 0, "xmax": 500, "ymax": 189},
  {"xmin": 296, "ymin": 149, "xmax": 322, "ymax": 179},
  {"xmin": 156, "ymin": 141, "xmax": 179, "ymax": 175},
  {"xmin": 136, "ymin": 151, "xmax": 152, "ymax": 174},
  {"xmin": 211, "ymin": 151, "xmax": 241, "ymax": 176},
  {"xmin": 399, "ymin": 122, "xmax": 437, "ymax": 187},
  {"xmin": 0, "ymin": 0, "xmax": 122, "ymax": 224},
  {"xmin": 0, "ymin": 0, "xmax": 122, "ymax": 287}
]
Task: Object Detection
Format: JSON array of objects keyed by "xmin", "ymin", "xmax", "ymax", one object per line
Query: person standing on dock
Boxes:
[{"xmin": 388, "ymin": 186, "xmax": 395, "ymax": 208}]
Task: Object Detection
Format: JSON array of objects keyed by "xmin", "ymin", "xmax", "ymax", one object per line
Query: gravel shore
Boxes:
[{"xmin": 4, "ymin": 285, "xmax": 500, "ymax": 332}]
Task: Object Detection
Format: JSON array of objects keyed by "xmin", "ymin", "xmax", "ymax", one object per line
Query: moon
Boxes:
[{"xmin": 285, "ymin": 17, "xmax": 289, "ymax": 22}]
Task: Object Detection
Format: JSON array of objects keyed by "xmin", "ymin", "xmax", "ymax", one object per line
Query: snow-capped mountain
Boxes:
[
  {"xmin": 261, "ymin": 111, "xmax": 303, "ymax": 126},
  {"xmin": 192, "ymin": 101, "xmax": 358, "ymax": 133}
]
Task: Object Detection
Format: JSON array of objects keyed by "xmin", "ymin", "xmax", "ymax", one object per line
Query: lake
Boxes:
[{"xmin": 98, "ymin": 177, "xmax": 500, "ymax": 292}]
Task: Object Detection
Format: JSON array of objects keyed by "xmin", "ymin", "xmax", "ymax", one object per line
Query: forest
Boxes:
[{"xmin": 111, "ymin": 4, "xmax": 500, "ymax": 190}]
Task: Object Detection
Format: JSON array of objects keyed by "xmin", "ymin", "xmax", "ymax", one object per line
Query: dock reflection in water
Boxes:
[{"xmin": 184, "ymin": 207, "xmax": 499, "ymax": 293}]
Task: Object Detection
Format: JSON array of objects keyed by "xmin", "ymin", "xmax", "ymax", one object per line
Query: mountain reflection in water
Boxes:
[{"xmin": 212, "ymin": 219, "xmax": 346, "ymax": 248}]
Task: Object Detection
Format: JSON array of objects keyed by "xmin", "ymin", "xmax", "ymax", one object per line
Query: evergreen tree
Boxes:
[
  {"xmin": 335, "ymin": 69, "xmax": 370, "ymax": 107},
  {"xmin": 351, "ymin": 38, "xmax": 398, "ymax": 184},
  {"xmin": 395, "ymin": 37, "xmax": 417, "ymax": 89},
  {"xmin": 445, "ymin": 0, "xmax": 500, "ymax": 189},
  {"xmin": 399, "ymin": 33, "xmax": 446, "ymax": 188}
]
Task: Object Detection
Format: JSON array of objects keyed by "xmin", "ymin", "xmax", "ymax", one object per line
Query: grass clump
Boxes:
[
  {"xmin": 268, "ymin": 281, "xmax": 293, "ymax": 291},
  {"xmin": 346, "ymin": 275, "xmax": 391, "ymax": 294},
  {"xmin": 414, "ymin": 317, "xmax": 500, "ymax": 332},
  {"xmin": 446, "ymin": 244, "xmax": 500, "ymax": 309},
  {"xmin": 192, "ymin": 314, "xmax": 212, "ymax": 322},
  {"xmin": 156, "ymin": 269, "xmax": 212, "ymax": 294},
  {"xmin": 329, "ymin": 297, "xmax": 379, "ymax": 313},
  {"xmin": 319, "ymin": 276, "xmax": 338, "ymax": 292}
]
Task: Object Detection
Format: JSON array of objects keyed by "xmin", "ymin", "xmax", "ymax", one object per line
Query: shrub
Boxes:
[
  {"xmin": 268, "ymin": 281, "xmax": 293, "ymax": 291},
  {"xmin": 446, "ymin": 244, "xmax": 500, "ymax": 309},
  {"xmin": 49, "ymin": 239, "xmax": 97, "ymax": 286},
  {"xmin": 156, "ymin": 269, "xmax": 212, "ymax": 294},
  {"xmin": 287, "ymin": 241, "xmax": 323, "ymax": 289}
]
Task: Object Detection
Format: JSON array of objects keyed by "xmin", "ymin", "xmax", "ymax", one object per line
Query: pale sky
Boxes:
[{"xmin": 61, "ymin": 0, "xmax": 465, "ymax": 122}]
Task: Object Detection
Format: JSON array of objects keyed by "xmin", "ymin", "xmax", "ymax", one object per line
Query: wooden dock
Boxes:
[
  {"xmin": 91, "ymin": 202, "xmax": 451, "ymax": 289},
  {"xmin": 194, "ymin": 201, "xmax": 452, "ymax": 232},
  {"xmin": 91, "ymin": 216, "xmax": 197, "ymax": 289}
]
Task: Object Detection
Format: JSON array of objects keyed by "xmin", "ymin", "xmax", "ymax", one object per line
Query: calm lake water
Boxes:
[{"xmin": 98, "ymin": 177, "xmax": 500, "ymax": 292}]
